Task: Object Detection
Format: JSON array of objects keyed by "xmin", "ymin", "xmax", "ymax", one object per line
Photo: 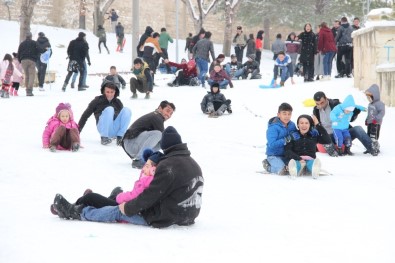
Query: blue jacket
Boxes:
[
  {"xmin": 330, "ymin": 95, "xmax": 365, "ymax": 130},
  {"xmin": 266, "ymin": 117, "xmax": 297, "ymax": 156}
]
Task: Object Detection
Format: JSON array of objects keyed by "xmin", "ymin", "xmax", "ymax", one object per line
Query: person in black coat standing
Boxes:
[
  {"xmin": 17, "ymin": 31, "xmax": 40, "ymax": 96},
  {"xmin": 298, "ymin": 23, "xmax": 316, "ymax": 82},
  {"xmin": 137, "ymin": 26, "xmax": 154, "ymax": 57},
  {"xmin": 78, "ymin": 81, "xmax": 131, "ymax": 146},
  {"xmin": 62, "ymin": 32, "xmax": 90, "ymax": 91},
  {"xmin": 36, "ymin": 32, "xmax": 52, "ymax": 91}
]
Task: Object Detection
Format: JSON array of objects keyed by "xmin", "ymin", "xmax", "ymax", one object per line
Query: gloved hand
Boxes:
[
  {"xmin": 285, "ymin": 132, "xmax": 300, "ymax": 143},
  {"xmin": 309, "ymin": 129, "xmax": 319, "ymax": 137},
  {"xmin": 372, "ymin": 119, "xmax": 377, "ymax": 125}
]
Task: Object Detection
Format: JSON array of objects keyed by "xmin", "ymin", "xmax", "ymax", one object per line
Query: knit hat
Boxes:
[
  {"xmin": 56, "ymin": 103, "xmax": 71, "ymax": 116},
  {"xmin": 142, "ymin": 149, "xmax": 163, "ymax": 165},
  {"xmin": 160, "ymin": 126, "xmax": 182, "ymax": 150}
]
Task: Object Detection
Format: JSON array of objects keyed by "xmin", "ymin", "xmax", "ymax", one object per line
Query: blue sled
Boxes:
[{"xmin": 259, "ymin": 79, "xmax": 281, "ymax": 89}]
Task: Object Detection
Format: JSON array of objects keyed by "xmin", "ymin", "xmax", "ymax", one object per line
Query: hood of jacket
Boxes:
[
  {"xmin": 340, "ymin": 95, "xmax": 356, "ymax": 110},
  {"xmin": 366, "ymin": 84, "xmax": 381, "ymax": 102}
]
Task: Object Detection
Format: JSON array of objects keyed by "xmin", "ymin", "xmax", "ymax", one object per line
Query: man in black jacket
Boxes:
[
  {"xmin": 313, "ymin": 91, "xmax": 379, "ymax": 156},
  {"xmin": 17, "ymin": 31, "xmax": 40, "ymax": 96},
  {"xmin": 62, "ymin": 32, "xmax": 90, "ymax": 91},
  {"xmin": 122, "ymin": 100, "xmax": 175, "ymax": 168},
  {"xmin": 78, "ymin": 81, "xmax": 131, "ymax": 145}
]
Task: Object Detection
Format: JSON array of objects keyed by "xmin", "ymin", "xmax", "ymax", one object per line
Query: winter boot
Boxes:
[
  {"xmin": 262, "ymin": 159, "xmax": 271, "ymax": 173},
  {"xmin": 71, "ymin": 143, "xmax": 80, "ymax": 152},
  {"xmin": 77, "ymin": 86, "xmax": 86, "ymax": 91},
  {"xmin": 116, "ymin": 136, "xmax": 123, "ymax": 146},
  {"xmin": 131, "ymin": 93, "xmax": 137, "ymax": 99},
  {"xmin": 62, "ymin": 83, "xmax": 67, "ymax": 92},
  {"xmin": 288, "ymin": 159, "xmax": 303, "ymax": 179},
  {"xmin": 344, "ymin": 146, "xmax": 353, "ymax": 156},
  {"xmin": 323, "ymin": 143, "xmax": 339, "ymax": 157},
  {"xmin": 1, "ymin": 91, "xmax": 9, "ymax": 98},
  {"xmin": 13, "ymin": 89, "xmax": 18, "ymax": 96},
  {"xmin": 49, "ymin": 145, "xmax": 57, "ymax": 152},
  {"xmin": 144, "ymin": 93, "xmax": 150, "ymax": 99},
  {"xmin": 306, "ymin": 159, "xmax": 321, "ymax": 179},
  {"xmin": 108, "ymin": 186, "xmax": 123, "ymax": 200},
  {"xmin": 101, "ymin": 137, "xmax": 112, "ymax": 145},
  {"xmin": 26, "ymin": 88, "xmax": 34, "ymax": 96},
  {"xmin": 53, "ymin": 194, "xmax": 84, "ymax": 220},
  {"xmin": 71, "ymin": 82, "xmax": 75, "ymax": 89}
]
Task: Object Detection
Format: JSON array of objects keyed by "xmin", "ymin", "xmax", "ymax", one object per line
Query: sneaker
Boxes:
[
  {"xmin": 288, "ymin": 159, "xmax": 299, "ymax": 179},
  {"xmin": 81, "ymin": 85, "xmax": 89, "ymax": 88},
  {"xmin": 370, "ymin": 139, "xmax": 380, "ymax": 156},
  {"xmin": 39, "ymin": 87, "xmax": 45, "ymax": 91},
  {"xmin": 262, "ymin": 159, "xmax": 271, "ymax": 173},
  {"xmin": 101, "ymin": 137, "xmax": 112, "ymax": 145},
  {"xmin": 71, "ymin": 143, "xmax": 80, "ymax": 152},
  {"xmin": 116, "ymin": 136, "xmax": 123, "ymax": 146},
  {"xmin": 144, "ymin": 93, "xmax": 150, "ymax": 99},
  {"xmin": 247, "ymin": 73, "xmax": 252, "ymax": 80},
  {"xmin": 78, "ymin": 87, "xmax": 86, "ymax": 91},
  {"xmin": 131, "ymin": 93, "xmax": 137, "ymax": 99},
  {"xmin": 53, "ymin": 194, "xmax": 83, "ymax": 220},
  {"xmin": 132, "ymin": 159, "xmax": 144, "ymax": 169},
  {"xmin": 108, "ymin": 186, "xmax": 123, "ymax": 200},
  {"xmin": 311, "ymin": 159, "xmax": 321, "ymax": 179},
  {"xmin": 335, "ymin": 73, "xmax": 344, "ymax": 78}
]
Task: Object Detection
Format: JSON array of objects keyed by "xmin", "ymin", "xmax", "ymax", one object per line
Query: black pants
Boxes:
[
  {"xmin": 75, "ymin": 193, "xmax": 118, "ymax": 208},
  {"xmin": 255, "ymin": 50, "xmax": 262, "ymax": 64},
  {"xmin": 303, "ymin": 60, "xmax": 314, "ymax": 80},
  {"xmin": 36, "ymin": 59, "xmax": 48, "ymax": 87},
  {"xmin": 173, "ymin": 71, "xmax": 192, "ymax": 86},
  {"xmin": 367, "ymin": 123, "xmax": 381, "ymax": 140},
  {"xmin": 98, "ymin": 40, "xmax": 109, "ymax": 53},
  {"xmin": 234, "ymin": 46, "xmax": 245, "ymax": 63},
  {"xmin": 336, "ymin": 46, "xmax": 352, "ymax": 75}
]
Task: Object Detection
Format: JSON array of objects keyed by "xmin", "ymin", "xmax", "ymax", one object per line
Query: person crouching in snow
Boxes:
[
  {"xmin": 208, "ymin": 64, "xmax": 234, "ymax": 89},
  {"xmin": 285, "ymin": 114, "xmax": 332, "ymax": 179},
  {"xmin": 200, "ymin": 82, "xmax": 232, "ymax": 117},
  {"xmin": 330, "ymin": 94, "xmax": 366, "ymax": 155},
  {"xmin": 241, "ymin": 54, "xmax": 260, "ymax": 79},
  {"xmin": 51, "ymin": 149, "xmax": 163, "ymax": 219},
  {"xmin": 42, "ymin": 103, "xmax": 80, "ymax": 152},
  {"xmin": 165, "ymin": 58, "xmax": 198, "ymax": 87},
  {"xmin": 273, "ymin": 51, "xmax": 295, "ymax": 87}
]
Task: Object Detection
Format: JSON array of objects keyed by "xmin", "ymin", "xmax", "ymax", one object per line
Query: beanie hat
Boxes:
[
  {"xmin": 160, "ymin": 126, "xmax": 182, "ymax": 150},
  {"xmin": 56, "ymin": 103, "xmax": 71, "ymax": 117},
  {"xmin": 210, "ymin": 82, "xmax": 220, "ymax": 93},
  {"xmin": 78, "ymin": 32, "xmax": 86, "ymax": 38},
  {"xmin": 142, "ymin": 148, "xmax": 163, "ymax": 165}
]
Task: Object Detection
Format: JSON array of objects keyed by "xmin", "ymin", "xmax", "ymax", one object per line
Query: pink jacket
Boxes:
[
  {"xmin": 12, "ymin": 58, "xmax": 24, "ymax": 83},
  {"xmin": 42, "ymin": 110, "xmax": 79, "ymax": 148},
  {"xmin": 116, "ymin": 171, "xmax": 154, "ymax": 204},
  {"xmin": 0, "ymin": 60, "xmax": 22, "ymax": 84}
]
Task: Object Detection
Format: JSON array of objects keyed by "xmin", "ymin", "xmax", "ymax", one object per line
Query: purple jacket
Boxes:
[{"xmin": 209, "ymin": 69, "xmax": 233, "ymax": 88}]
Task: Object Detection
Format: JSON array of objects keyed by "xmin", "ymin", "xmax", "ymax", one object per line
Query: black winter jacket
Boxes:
[
  {"xmin": 298, "ymin": 31, "xmax": 316, "ymax": 63},
  {"xmin": 17, "ymin": 39, "xmax": 40, "ymax": 62},
  {"xmin": 285, "ymin": 124, "xmax": 331, "ymax": 160},
  {"xmin": 124, "ymin": 143, "xmax": 204, "ymax": 228},
  {"xmin": 123, "ymin": 110, "xmax": 165, "ymax": 140},
  {"xmin": 200, "ymin": 92, "xmax": 226, "ymax": 113},
  {"xmin": 37, "ymin": 36, "xmax": 52, "ymax": 56},
  {"xmin": 67, "ymin": 37, "xmax": 89, "ymax": 64},
  {"xmin": 78, "ymin": 93, "xmax": 123, "ymax": 132}
]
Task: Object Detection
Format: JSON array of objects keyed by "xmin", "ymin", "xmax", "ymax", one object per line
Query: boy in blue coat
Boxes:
[
  {"xmin": 330, "ymin": 95, "xmax": 366, "ymax": 155},
  {"xmin": 273, "ymin": 51, "xmax": 295, "ymax": 87},
  {"xmin": 262, "ymin": 102, "xmax": 299, "ymax": 174}
]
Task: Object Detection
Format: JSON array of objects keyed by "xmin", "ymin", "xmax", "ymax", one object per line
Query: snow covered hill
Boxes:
[{"xmin": 0, "ymin": 20, "xmax": 394, "ymax": 263}]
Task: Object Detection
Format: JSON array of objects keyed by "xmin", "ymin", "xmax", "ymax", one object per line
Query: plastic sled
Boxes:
[{"xmin": 303, "ymin": 98, "xmax": 316, "ymax": 107}]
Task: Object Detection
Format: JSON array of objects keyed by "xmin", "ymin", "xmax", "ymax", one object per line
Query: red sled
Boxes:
[
  {"xmin": 116, "ymin": 38, "xmax": 126, "ymax": 52},
  {"xmin": 317, "ymin": 143, "xmax": 344, "ymax": 153}
]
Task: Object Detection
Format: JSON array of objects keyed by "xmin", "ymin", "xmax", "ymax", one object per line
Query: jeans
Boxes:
[
  {"xmin": 267, "ymin": 156, "xmax": 287, "ymax": 174},
  {"xmin": 122, "ymin": 130, "xmax": 162, "ymax": 160},
  {"xmin": 323, "ymin": 52, "xmax": 335, "ymax": 76},
  {"xmin": 207, "ymin": 79, "xmax": 229, "ymax": 89},
  {"xmin": 97, "ymin": 107, "xmax": 132, "ymax": 138},
  {"xmin": 349, "ymin": 125, "xmax": 373, "ymax": 151},
  {"xmin": 81, "ymin": 206, "xmax": 148, "ymax": 226},
  {"xmin": 277, "ymin": 67, "xmax": 289, "ymax": 82},
  {"xmin": 225, "ymin": 65, "xmax": 244, "ymax": 79},
  {"xmin": 71, "ymin": 61, "xmax": 87, "ymax": 86},
  {"xmin": 36, "ymin": 59, "xmax": 48, "ymax": 87},
  {"xmin": 196, "ymin": 57, "xmax": 208, "ymax": 85}
]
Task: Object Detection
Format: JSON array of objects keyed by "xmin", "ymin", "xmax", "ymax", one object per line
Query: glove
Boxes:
[
  {"xmin": 285, "ymin": 132, "xmax": 300, "ymax": 143},
  {"xmin": 309, "ymin": 129, "xmax": 319, "ymax": 137},
  {"xmin": 88, "ymin": 62, "xmax": 91, "ymax": 66},
  {"xmin": 372, "ymin": 119, "xmax": 377, "ymax": 125},
  {"xmin": 122, "ymin": 85, "xmax": 126, "ymax": 90}
]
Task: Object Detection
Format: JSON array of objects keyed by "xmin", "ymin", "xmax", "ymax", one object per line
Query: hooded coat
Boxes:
[
  {"xmin": 266, "ymin": 117, "xmax": 297, "ymax": 156},
  {"xmin": 200, "ymin": 86, "xmax": 227, "ymax": 113},
  {"xmin": 318, "ymin": 26, "xmax": 337, "ymax": 53},
  {"xmin": 365, "ymin": 84, "xmax": 385, "ymax": 125},
  {"xmin": 330, "ymin": 95, "xmax": 366, "ymax": 130},
  {"xmin": 78, "ymin": 85, "xmax": 123, "ymax": 132}
]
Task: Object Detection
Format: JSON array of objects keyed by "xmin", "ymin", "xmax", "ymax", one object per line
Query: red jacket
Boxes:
[
  {"xmin": 318, "ymin": 26, "xmax": 337, "ymax": 53},
  {"xmin": 168, "ymin": 61, "xmax": 197, "ymax": 79}
]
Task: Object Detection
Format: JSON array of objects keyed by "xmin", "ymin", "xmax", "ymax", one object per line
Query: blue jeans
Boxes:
[
  {"xmin": 349, "ymin": 125, "xmax": 373, "ymax": 151},
  {"xmin": 267, "ymin": 156, "xmax": 287, "ymax": 174},
  {"xmin": 323, "ymin": 52, "xmax": 335, "ymax": 75},
  {"xmin": 225, "ymin": 65, "xmax": 244, "ymax": 79},
  {"xmin": 279, "ymin": 67, "xmax": 289, "ymax": 82},
  {"xmin": 196, "ymin": 57, "xmax": 208, "ymax": 86},
  {"xmin": 81, "ymin": 206, "xmax": 148, "ymax": 225},
  {"xmin": 97, "ymin": 107, "xmax": 132, "ymax": 137},
  {"xmin": 207, "ymin": 79, "xmax": 229, "ymax": 89},
  {"xmin": 72, "ymin": 61, "xmax": 87, "ymax": 86}
]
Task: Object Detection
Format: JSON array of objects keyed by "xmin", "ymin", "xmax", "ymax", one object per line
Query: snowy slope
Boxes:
[{"xmin": 0, "ymin": 20, "xmax": 394, "ymax": 263}]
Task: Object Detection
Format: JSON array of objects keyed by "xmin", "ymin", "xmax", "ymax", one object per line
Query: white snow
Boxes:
[{"xmin": 0, "ymin": 20, "xmax": 395, "ymax": 263}]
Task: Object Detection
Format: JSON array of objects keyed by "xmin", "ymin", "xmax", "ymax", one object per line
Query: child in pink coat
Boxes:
[
  {"xmin": 0, "ymin": 53, "xmax": 23, "ymax": 98},
  {"xmin": 42, "ymin": 103, "xmax": 80, "ymax": 152}
]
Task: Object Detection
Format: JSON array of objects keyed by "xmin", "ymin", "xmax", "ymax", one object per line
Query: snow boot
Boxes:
[
  {"xmin": 262, "ymin": 159, "xmax": 271, "ymax": 173},
  {"xmin": 71, "ymin": 143, "xmax": 80, "ymax": 152},
  {"xmin": 131, "ymin": 93, "xmax": 137, "ymax": 99},
  {"xmin": 370, "ymin": 139, "xmax": 380, "ymax": 156},
  {"xmin": 62, "ymin": 83, "xmax": 67, "ymax": 92},
  {"xmin": 9, "ymin": 87, "xmax": 14, "ymax": 96},
  {"xmin": 344, "ymin": 146, "xmax": 353, "ymax": 156},
  {"xmin": 53, "ymin": 194, "xmax": 83, "ymax": 220},
  {"xmin": 307, "ymin": 159, "xmax": 321, "ymax": 179},
  {"xmin": 101, "ymin": 137, "xmax": 112, "ymax": 145},
  {"xmin": 108, "ymin": 186, "xmax": 123, "ymax": 200},
  {"xmin": 288, "ymin": 159, "xmax": 302, "ymax": 179}
]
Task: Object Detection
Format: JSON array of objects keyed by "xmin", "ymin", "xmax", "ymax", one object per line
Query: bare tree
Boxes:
[
  {"xmin": 3, "ymin": 0, "xmax": 14, "ymax": 21},
  {"xmin": 93, "ymin": 0, "xmax": 115, "ymax": 36},
  {"xmin": 183, "ymin": 0, "xmax": 220, "ymax": 33},
  {"xmin": 19, "ymin": 0, "xmax": 38, "ymax": 43},
  {"xmin": 79, "ymin": 0, "xmax": 87, "ymax": 29},
  {"xmin": 222, "ymin": 0, "xmax": 242, "ymax": 56}
]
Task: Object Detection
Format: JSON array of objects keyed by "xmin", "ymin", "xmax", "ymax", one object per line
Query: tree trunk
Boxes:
[
  {"xmin": 222, "ymin": 2, "xmax": 232, "ymax": 56},
  {"xmin": 263, "ymin": 18, "xmax": 270, "ymax": 50},
  {"xmin": 79, "ymin": 0, "xmax": 86, "ymax": 29},
  {"xmin": 19, "ymin": 0, "xmax": 37, "ymax": 43},
  {"xmin": 93, "ymin": 0, "xmax": 115, "ymax": 36},
  {"xmin": 6, "ymin": 4, "xmax": 11, "ymax": 20},
  {"xmin": 132, "ymin": 0, "xmax": 139, "ymax": 59}
]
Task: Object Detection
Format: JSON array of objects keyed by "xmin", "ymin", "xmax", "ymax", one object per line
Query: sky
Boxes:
[{"xmin": 0, "ymin": 20, "xmax": 394, "ymax": 263}]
